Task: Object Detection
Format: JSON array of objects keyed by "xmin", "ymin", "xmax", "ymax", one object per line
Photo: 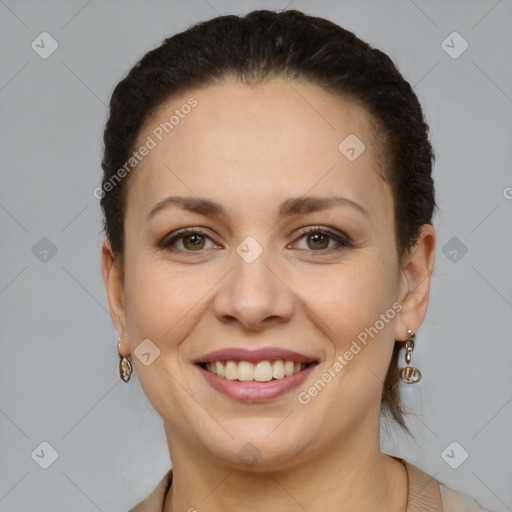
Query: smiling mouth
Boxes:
[{"xmin": 197, "ymin": 359, "xmax": 316, "ymax": 382}]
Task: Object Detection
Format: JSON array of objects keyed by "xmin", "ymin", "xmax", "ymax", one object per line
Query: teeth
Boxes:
[
  {"xmin": 272, "ymin": 360, "xmax": 285, "ymax": 379},
  {"xmin": 215, "ymin": 361, "xmax": 224, "ymax": 377},
  {"xmin": 238, "ymin": 361, "xmax": 255, "ymax": 381},
  {"xmin": 204, "ymin": 359, "xmax": 307, "ymax": 382},
  {"xmin": 254, "ymin": 361, "xmax": 273, "ymax": 382},
  {"xmin": 225, "ymin": 360, "xmax": 238, "ymax": 380}
]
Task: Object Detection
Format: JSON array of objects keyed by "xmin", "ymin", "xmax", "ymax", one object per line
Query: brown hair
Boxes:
[{"xmin": 100, "ymin": 9, "xmax": 437, "ymax": 434}]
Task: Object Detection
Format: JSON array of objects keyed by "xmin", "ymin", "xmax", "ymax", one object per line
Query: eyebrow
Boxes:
[{"xmin": 147, "ymin": 195, "xmax": 370, "ymax": 222}]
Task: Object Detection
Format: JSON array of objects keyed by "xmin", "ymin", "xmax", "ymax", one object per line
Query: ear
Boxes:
[
  {"xmin": 101, "ymin": 238, "xmax": 129, "ymax": 355},
  {"xmin": 394, "ymin": 224, "xmax": 436, "ymax": 340}
]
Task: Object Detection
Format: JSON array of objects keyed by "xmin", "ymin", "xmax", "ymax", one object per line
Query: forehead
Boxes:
[{"xmin": 126, "ymin": 79, "xmax": 391, "ymax": 222}]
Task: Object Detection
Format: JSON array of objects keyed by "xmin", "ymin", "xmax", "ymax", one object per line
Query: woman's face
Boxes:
[{"xmin": 103, "ymin": 78, "xmax": 433, "ymax": 470}]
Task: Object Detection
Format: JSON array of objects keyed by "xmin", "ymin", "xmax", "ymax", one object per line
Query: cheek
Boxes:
[
  {"xmin": 122, "ymin": 260, "xmax": 219, "ymax": 421},
  {"xmin": 307, "ymin": 256, "xmax": 395, "ymax": 324},
  {"xmin": 292, "ymin": 255, "xmax": 399, "ymax": 418},
  {"xmin": 124, "ymin": 259, "xmax": 218, "ymax": 343}
]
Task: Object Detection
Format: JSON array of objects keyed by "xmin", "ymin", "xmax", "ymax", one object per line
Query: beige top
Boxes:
[{"xmin": 127, "ymin": 457, "xmax": 492, "ymax": 512}]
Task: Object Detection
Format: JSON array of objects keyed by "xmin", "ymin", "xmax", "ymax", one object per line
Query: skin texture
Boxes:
[{"xmin": 102, "ymin": 78, "xmax": 435, "ymax": 512}]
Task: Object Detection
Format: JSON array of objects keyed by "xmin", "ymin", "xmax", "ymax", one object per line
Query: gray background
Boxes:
[{"xmin": 1, "ymin": 0, "xmax": 511, "ymax": 510}]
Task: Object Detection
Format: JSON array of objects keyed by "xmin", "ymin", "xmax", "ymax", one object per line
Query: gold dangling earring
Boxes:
[
  {"xmin": 399, "ymin": 329, "xmax": 421, "ymax": 384},
  {"xmin": 118, "ymin": 338, "xmax": 132, "ymax": 382}
]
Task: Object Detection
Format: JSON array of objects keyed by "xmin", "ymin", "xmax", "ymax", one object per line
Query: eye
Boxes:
[
  {"xmin": 159, "ymin": 228, "xmax": 220, "ymax": 252},
  {"xmin": 157, "ymin": 226, "xmax": 353, "ymax": 254},
  {"xmin": 290, "ymin": 226, "xmax": 353, "ymax": 252}
]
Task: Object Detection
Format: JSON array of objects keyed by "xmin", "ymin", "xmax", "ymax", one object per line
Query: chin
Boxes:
[{"xmin": 195, "ymin": 425, "xmax": 312, "ymax": 472}]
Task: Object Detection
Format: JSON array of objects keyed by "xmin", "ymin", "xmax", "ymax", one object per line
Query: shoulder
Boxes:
[
  {"xmin": 397, "ymin": 457, "xmax": 495, "ymax": 512},
  {"xmin": 129, "ymin": 462, "xmax": 495, "ymax": 512},
  {"xmin": 439, "ymin": 482, "xmax": 494, "ymax": 512},
  {"xmin": 127, "ymin": 468, "xmax": 173, "ymax": 512}
]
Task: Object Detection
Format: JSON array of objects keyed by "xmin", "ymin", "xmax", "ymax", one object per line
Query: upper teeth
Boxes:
[{"xmin": 205, "ymin": 360, "xmax": 307, "ymax": 382}]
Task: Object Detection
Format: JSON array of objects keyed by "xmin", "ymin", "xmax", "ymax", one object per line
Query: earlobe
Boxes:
[
  {"xmin": 101, "ymin": 238, "xmax": 127, "ymax": 341},
  {"xmin": 394, "ymin": 224, "xmax": 436, "ymax": 340}
]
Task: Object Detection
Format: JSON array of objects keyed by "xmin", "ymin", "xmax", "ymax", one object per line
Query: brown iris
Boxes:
[
  {"xmin": 182, "ymin": 234, "xmax": 205, "ymax": 250},
  {"xmin": 306, "ymin": 232, "xmax": 329, "ymax": 250}
]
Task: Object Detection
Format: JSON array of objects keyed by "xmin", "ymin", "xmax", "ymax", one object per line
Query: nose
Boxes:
[{"xmin": 212, "ymin": 247, "xmax": 295, "ymax": 331}]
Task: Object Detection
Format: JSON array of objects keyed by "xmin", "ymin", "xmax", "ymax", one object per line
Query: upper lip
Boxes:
[{"xmin": 193, "ymin": 347, "xmax": 318, "ymax": 364}]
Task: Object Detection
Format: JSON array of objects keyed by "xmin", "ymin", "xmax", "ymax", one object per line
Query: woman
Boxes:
[{"xmin": 99, "ymin": 9, "xmax": 492, "ymax": 512}]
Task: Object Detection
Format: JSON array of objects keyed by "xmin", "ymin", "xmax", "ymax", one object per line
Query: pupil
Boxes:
[
  {"xmin": 309, "ymin": 233, "xmax": 327, "ymax": 249},
  {"xmin": 186, "ymin": 234, "xmax": 203, "ymax": 249}
]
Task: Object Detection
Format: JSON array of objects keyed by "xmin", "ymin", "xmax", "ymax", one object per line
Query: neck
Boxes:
[{"xmin": 162, "ymin": 416, "xmax": 408, "ymax": 512}]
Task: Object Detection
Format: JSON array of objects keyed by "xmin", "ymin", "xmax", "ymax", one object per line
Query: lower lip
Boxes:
[{"xmin": 196, "ymin": 363, "xmax": 318, "ymax": 403}]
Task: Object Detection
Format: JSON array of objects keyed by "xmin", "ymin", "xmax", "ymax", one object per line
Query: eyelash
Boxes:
[{"xmin": 157, "ymin": 226, "xmax": 354, "ymax": 254}]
